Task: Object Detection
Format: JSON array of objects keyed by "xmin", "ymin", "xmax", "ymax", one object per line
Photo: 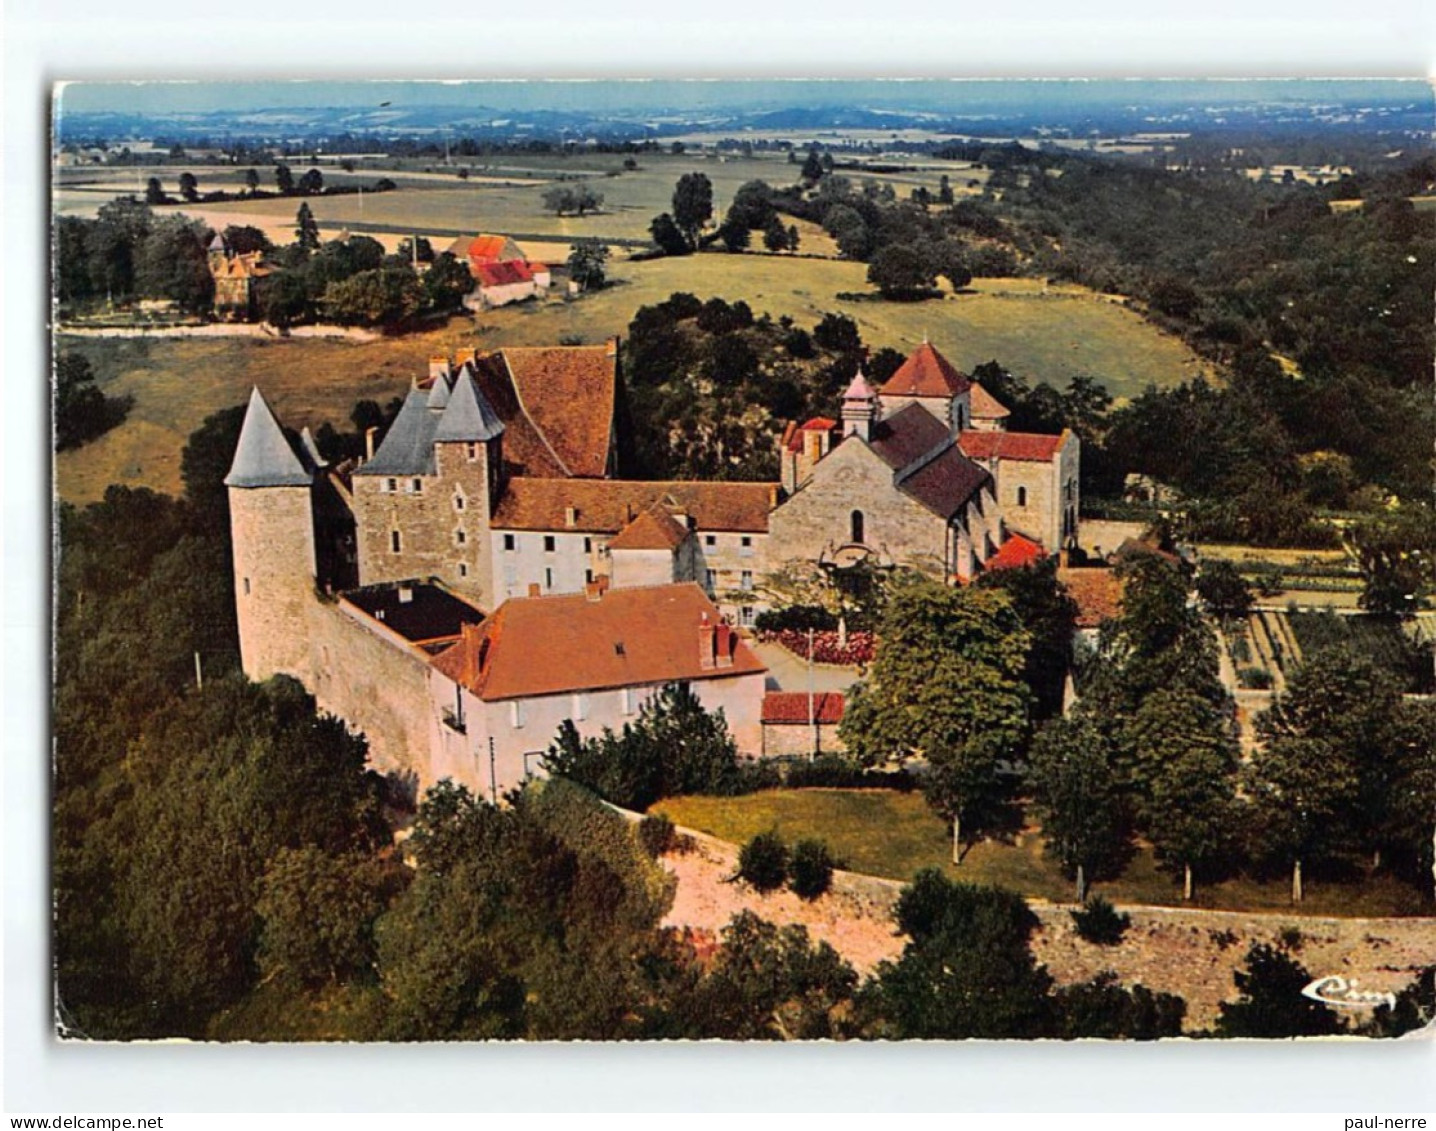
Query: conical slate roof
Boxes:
[
  {"xmin": 355, "ymin": 387, "xmax": 436, "ymax": 476},
  {"xmin": 224, "ymin": 388, "xmax": 313, "ymax": 488},
  {"xmin": 427, "ymin": 374, "xmax": 452, "ymax": 410},
  {"xmin": 434, "ymin": 371, "xmax": 505, "ymax": 443}
]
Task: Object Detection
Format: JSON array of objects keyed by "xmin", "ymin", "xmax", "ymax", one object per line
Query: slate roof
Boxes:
[
  {"xmin": 881, "ymin": 341, "xmax": 971, "ymax": 398},
  {"xmin": 224, "ymin": 387, "xmax": 315, "ymax": 488},
  {"xmin": 868, "ymin": 403, "xmax": 952, "ymax": 472},
  {"xmin": 761, "ymin": 691, "xmax": 844, "ymax": 725},
  {"xmin": 354, "ymin": 372, "xmax": 505, "ymax": 477},
  {"xmin": 958, "ymin": 429, "xmax": 1067, "ymax": 463},
  {"xmin": 608, "ymin": 506, "xmax": 691, "ymax": 552},
  {"xmin": 342, "ymin": 581, "xmax": 485, "ymax": 644},
  {"xmin": 430, "ymin": 583, "xmax": 766, "ymax": 702},
  {"xmin": 493, "ymin": 478, "xmax": 775, "ymax": 534},
  {"xmin": 899, "ymin": 446, "xmax": 992, "ymax": 519}
]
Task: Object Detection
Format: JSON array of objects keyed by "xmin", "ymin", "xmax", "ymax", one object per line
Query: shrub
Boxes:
[
  {"xmin": 1070, "ymin": 895, "xmax": 1130, "ymax": 946},
  {"xmin": 637, "ymin": 813, "xmax": 676, "ymax": 859},
  {"xmin": 1238, "ymin": 666, "xmax": 1273, "ymax": 689},
  {"xmin": 788, "ymin": 839, "xmax": 836, "ymax": 900},
  {"xmin": 784, "ymin": 754, "xmax": 915, "ymax": 791},
  {"xmin": 737, "ymin": 829, "xmax": 788, "ymax": 893},
  {"xmin": 754, "ymin": 605, "xmax": 838, "ymax": 633}
]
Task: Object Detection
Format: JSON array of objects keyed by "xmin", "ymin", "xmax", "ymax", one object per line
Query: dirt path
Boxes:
[
  {"xmin": 56, "ymin": 322, "xmax": 379, "ymax": 341},
  {"xmin": 660, "ymin": 826, "xmax": 1436, "ymax": 1033}
]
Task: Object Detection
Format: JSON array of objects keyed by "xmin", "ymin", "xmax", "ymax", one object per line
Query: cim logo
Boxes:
[{"xmin": 1301, "ymin": 974, "xmax": 1398, "ymax": 1010}]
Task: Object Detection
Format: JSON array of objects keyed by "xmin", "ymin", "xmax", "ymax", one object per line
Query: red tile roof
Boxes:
[
  {"xmin": 493, "ymin": 478, "xmax": 775, "ymax": 534},
  {"xmin": 761, "ymin": 691, "xmax": 844, "ymax": 724},
  {"xmin": 784, "ymin": 417, "xmax": 838, "ymax": 453},
  {"xmin": 608, "ymin": 506, "xmax": 691, "ymax": 551},
  {"xmin": 474, "ymin": 260, "xmax": 534, "ymax": 287},
  {"xmin": 969, "ymin": 382, "xmax": 1011, "ymax": 420},
  {"xmin": 494, "ymin": 345, "xmax": 617, "ymax": 479},
  {"xmin": 462, "ymin": 234, "xmax": 520, "ymax": 263},
  {"xmin": 431, "ymin": 583, "xmax": 766, "ymax": 701},
  {"xmin": 985, "ymin": 533, "xmax": 1047, "ymax": 572},
  {"xmin": 881, "ymin": 341, "xmax": 971, "ymax": 398},
  {"xmin": 1058, "ymin": 567, "xmax": 1126, "ymax": 628},
  {"xmin": 958, "ymin": 429, "xmax": 1067, "ymax": 462}
]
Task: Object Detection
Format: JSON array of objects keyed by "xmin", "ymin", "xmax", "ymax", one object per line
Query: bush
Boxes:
[
  {"xmin": 784, "ymin": 754, "xmax": 915, "ymax": 791},
  {"xmin": 637, "ymin": 813, "xmax": 676, "ymax": 859},
  {"xmin": 1070, "ymin": 895, "xmax": 1131, "ymax": 946},
  {"xmin": 738, "ymin": 829, "xmax": 788, "ymax": 893},
  {"xmin": 788, "ymin": 839, "xmax": 836, "ymax": 900},
  {"xmin": 1237, "ymin": 666, "xmax": 1273, "ymax": 690},
  {"xmin": 754, "ymin": 605, "xmax": 838, "ymax": 633}
]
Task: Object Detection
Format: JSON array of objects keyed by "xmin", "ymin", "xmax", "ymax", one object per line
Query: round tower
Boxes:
[{"xmin": 225, "ymin": 387, "xmax": 319, "ymax": 682}]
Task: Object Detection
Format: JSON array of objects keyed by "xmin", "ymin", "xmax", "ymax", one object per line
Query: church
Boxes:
[{"xmin": 224, "ymin": 337, "xmax": 1077, "ymax": 796}]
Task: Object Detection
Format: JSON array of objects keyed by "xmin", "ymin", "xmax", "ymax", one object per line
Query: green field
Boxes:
[
  {"xmin": 652, "ymin": 788, "xmax": 1427, "ymax": 917},
  {"xmin": 55, "ymin": 256, "xmax": 1210, "ymax": 505}
]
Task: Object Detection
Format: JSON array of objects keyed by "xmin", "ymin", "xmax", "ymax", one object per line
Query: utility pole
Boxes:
[
  {"xmin": 194, "ymin": 651, "xmax": 203, "ymax": 690},
  {"xmin": 488, "ymin": 735, "xmax": 498, "ymax": 804},
  {"xmin": 807, "ymin": 626, "xmax": 816, "ymax": 761}
]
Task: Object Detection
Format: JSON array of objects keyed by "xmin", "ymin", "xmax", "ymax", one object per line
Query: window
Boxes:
[
  {"xmin": 390, "ymin": 530, "xmax": 402, "ymax": 554},
  {"xmin": 740, "ymin": 606, "xmax": 755, "ymax": 627},
  {"xmin": 739, "ymin": 536, "xmax": 753, "ymax": 557},
  {"xmin": 584, "ymin": 537, "xmax": 592, "ymax": 554},
  {"xmin": 243, "ymin": 577, "xmax": 251, "ymax": 596},
  {"xmin": 705, "ymin": 569, "xmax": 717, "ymax": 593},
  {"xmin": 741, "ymin": 570, "xmax": 753, "ymax": 591},
  {"xmin": 585, "ymin": 568, "xmax": 594, "ymax": 583},
  {"xmin": 523, "ymin": 751, "xmax": 544, "ymax": 779},
  {"xmin": 466, "ymin": 442, "xmax": 480, "ymax": 462},
  {"xmin": 503, "ymin": 533, "xmax": 516, "ymax": 552},
  {"xmin": 543, "ymin": 535, "xmax": 556, "ymax": 553},
  {"xmin": 572, "ymin": 693, "xmax": 589, "ymax": 721},
  {"xmin": 410, "ymin": 477, "xmax": 423, "ymax": 494},
  {"xmin": 850, "ymin": 509, "xmax": 865, "ymax": 545},
  {"xmin": 458, "ymin": 562, "xmax": 468, "ymax": 577},
  {"xmin": 544, "ymin": 567, "xmax": 553, "ymax": 590},
  {"xmin": 705, "ymin": 534, "xmax": 717, "ymax": 548},
  {"xmin": 1017, "ymin": 486, "xmax": 1028, "ymax": 507},
  {"xmin": 621, "ymin": 687, "xmax": 637, "ymax": 716},
  {"xmin": 456, "ymin": 529, "xmax": 467, "ymax": 545},
  {"xmin": 385, "ymin": 477, "xmax": 397, "ymax": 494},
  {"xmin": 511, "ymin": 700, "xmax": 525, "ymax": 728},
  {"xmin": 455, "ymin": 495, "xmax": 466, "ymax": 511}
]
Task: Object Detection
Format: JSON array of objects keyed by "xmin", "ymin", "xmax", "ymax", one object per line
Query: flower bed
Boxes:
[{"xmin": 757, "ymin": 629, "xmax": 875, "ymax": 666}]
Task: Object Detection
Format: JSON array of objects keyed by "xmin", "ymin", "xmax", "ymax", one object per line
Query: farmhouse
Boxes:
[
  {"xmin": 448, "ymin": 232, "xmax": 552, "ymax": 310},
  {"xmin": 227, "ymin": 336, "xmax": 1077, "ymax": 798}
]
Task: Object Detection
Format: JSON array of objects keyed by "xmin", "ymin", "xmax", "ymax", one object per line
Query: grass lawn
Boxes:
[
  {"xmin": 652, "ymin": 788, "xmax": 1429, "ymax": 917},
  {"xmin": 55, "ymin": 254, "xmax": 1209, "ymax": 505}
]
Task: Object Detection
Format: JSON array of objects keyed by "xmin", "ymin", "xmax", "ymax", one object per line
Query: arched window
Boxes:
[
  {"xmin": 850, "ymin": 509, "xmax": 865, "ymax": 545},
  {"xmin": 1016, "ymin": 486, "xmax": 1028, "ymax": 507}
]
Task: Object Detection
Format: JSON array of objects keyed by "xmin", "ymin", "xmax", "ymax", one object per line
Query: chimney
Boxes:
[
  {"xmin": 565, "ymin": 506, "xmax": 577, "ymax": 529},
  {"xmin": 398, "ymin": 585, "xmax": 414, "ymax": 604},
  {"xmin": 429, "ymin": 355, "xmax": 452, "ymax": 382},
  {"xmin": 715, "ymin": 621, "xmax": 734, "ymax": 668},
  {"xmin": 698, "ymin": 612, "xmax": 716, "ymax": 671},
  {"xmin": 364, "ymin": 427, "xmax": 378, "ymax": 460},
  {"xmin": 527, "ymin": 582, "xmax": 542, "ymax": 598}
]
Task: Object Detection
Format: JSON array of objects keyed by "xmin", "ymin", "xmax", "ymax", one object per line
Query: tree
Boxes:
[
  {"xmin": 421, "ymin": 252, "xmax": 475, "ymax": 313},
  {"xmin": 938, "ymin": 174, "xmax": 955, "ymax": 205},
  {"xmin": 542, "ymin": 184, "xmax": 604, "ymax": 216},
  {"xmin": 567, "ymin": 238, "xmax": 609, "ymax": 291},
  {"xmin": 1216, "ymin": 943, "xmax": 1344, "ymax": 1038},
  {"xmin": 737, "ymin": 830, "xmax": 789, "ymax": 893},
  {"xmin": 812, "ymin": 312, "xmax": 862, "ymax": 354},
  {"xmin": 1387, "ymin": 699, "xmax": 1436, "ymax": 900},
  {"xmin": 1125, "ymin": 688, "xmax": 1241, "ymax": 899},
  {"xmin": 294, "ymin": 202, "xmax": 321, "ymax": 252},
  {"xmin": 1055, "ymin": 972, "xmax": 1185, "ymax": 1039},
  {"xmin": 298, "ymin": 167, "xmax": 324, "ymax": 195},
  {"xmin": 1351, "ymin": 505, "xmax": 1436, "ymax": 619},
  {"xmin": 135, "ymin": 215, "xmax": 215, "ymax": 312},
  {"xmin": 1027, "ymin": 716, "xmax": 1130, "ymax": 900},
  {"xmin": 864, "ymin": 871, "xmax": 1055, "ymax": 1039},
  {"xmin": 649, "ymin": 212, "xmax": 690, "ymax": 257},
  {"xmin": 717, "ymin": 217, "xmax": 750, "ymax": 252},
  {"xmin": 1195, "ymin": 559, "xmax": 1254, "ymax": 621},
  {"xmin": 180, "ymin": 403, "xmax": 247, "ymax": 533},
  {"xmin": 974, "ymin": 556, "xmax": 1077, "ymax": 718},
  {"xmin": 788, "ymin": 839, "xmax": 836, "ymax": 901},
  {"xmin": 840, "ymin": 580, "xmax": 1031, "ymax": 861},
  {"xmin": 543, "ymin": 683, "xmax": 753, "ymax": 810},
  {"xmin": 671, "ymin": 173, "xmax": 714, "ymax": 249},
  {"xmin": 144, "ymin": 177, "xmax": 167, "ymax": 205},
  {"xmin": 55, "ymin": 352, "xmax": 131, "ymax": 451},
  {"xmin": 396, "ymin": 236, "xmax": 434, "ymax": 264},
  {"xmin": 244, "ymin": 168, "xmax": 260, "ymax": 196},
  {"xmin": 275, "ymin": 162, "xmax": 294, "ymax": 195},
  {"xmin": 867, "ymin": 243, "xmax": 937, "ymax": 298},
  {"xmin": 178, "ymin": 171, "xmax": 198, "ymax": 202},
  {"xmin": 763, "ymin": 214, "xmax": 790, "ymax": 252},
  {"xmin": 801, "ymin": 147, "xmax": 825, "ymax": 184},
  {"xmin": 222, "ymin": 225, "xmax": 272, "ymax": 256},
  {"xmin": 322, "ymin": 265, "xmax": 424, "ymax": 327}
]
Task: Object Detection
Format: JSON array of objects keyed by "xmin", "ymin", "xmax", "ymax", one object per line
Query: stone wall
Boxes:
[
  {"xmin": 769, "ymin": 440, "xmax": 948, "ymax": 572},
  {"xmin": 760, "ymin": 720, "xmax": 846, "ymax": 758},
  {"xmin": 230, "ymin": 484, "xmax": 318, "ymax": 683}
]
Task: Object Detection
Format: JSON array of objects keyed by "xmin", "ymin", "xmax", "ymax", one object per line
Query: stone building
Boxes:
[{"xmin": 208, "ymin": 232, "xmax": 271, "ymax": 321}]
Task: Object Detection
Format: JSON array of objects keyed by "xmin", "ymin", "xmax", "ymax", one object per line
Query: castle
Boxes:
[{"xmin": 226, "ymin": 339, "xmax": 1077, "ymax": 799}]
